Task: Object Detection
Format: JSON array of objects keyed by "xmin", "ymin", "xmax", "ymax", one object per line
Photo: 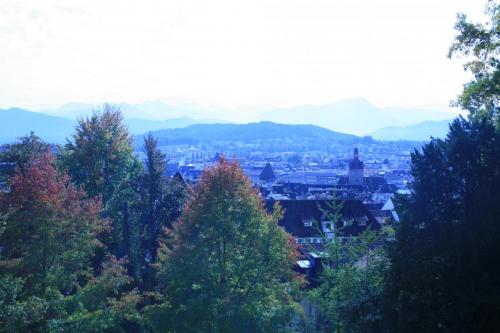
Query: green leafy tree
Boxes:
[
  {"xmin": 449, "ymin": 2, "xmax": 500, "ymax": 125},
  {"xmin": 60, "ymin": 104, "xmax": 141, "ymax": 259},
  {"xmin": 0, "ymin": 275, "xmax": 48, "ymax": 333},
  {"xmin": 151, "ymin": 158, "xmax": 299, "ymax": 332},
  {"xmin": 309, "ymin": 201, "xmax": 389, "ymax": 333},
  {"xmin": 48, "ymin": 256, "xmax": 143, "ymax": 333},
  {"xmin": 61, "ymin": 104, "xmax": 134, "ymax": 204},
  {"xmin": 0, "ymin": 132, "xmax": 51, "ymax": 182}
]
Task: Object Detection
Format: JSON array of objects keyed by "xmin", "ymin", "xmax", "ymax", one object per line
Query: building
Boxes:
[
  {"xmin": 264, "ymin": 198, "xmax": 380, "ymax": 246},
  {"xmin": 348, "ymin": 148, "xmax": 364, "ymax": 186}
]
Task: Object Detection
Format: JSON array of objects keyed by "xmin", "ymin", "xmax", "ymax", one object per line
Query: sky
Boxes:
[{"xmin": 0, "ymin": 0, "xmax": 489, "ymax": 117}]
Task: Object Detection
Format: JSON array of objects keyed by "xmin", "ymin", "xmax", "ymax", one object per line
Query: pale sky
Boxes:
[{"xmin": 0, "ymin": 0, "xmax": 488, "ymax": 114}]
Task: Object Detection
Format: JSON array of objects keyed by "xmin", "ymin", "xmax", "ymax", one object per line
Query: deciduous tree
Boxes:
[{"xmin": 152, "ymin": 158, "xmax": 299, "ymax": 332}]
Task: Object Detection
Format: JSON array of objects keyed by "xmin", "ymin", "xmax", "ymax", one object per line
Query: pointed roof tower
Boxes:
[
  {"xmin": 259, "ymin": 162, "xmax": 276, "ymax": 182},
  {"xmin": 349, "ymin": 147, "xmax": 364, "ymax": 170}
]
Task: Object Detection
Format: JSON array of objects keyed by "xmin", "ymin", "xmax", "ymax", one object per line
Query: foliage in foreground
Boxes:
[
  {"xmin": 308, "ymin": 201, "xmax": 389, "ymax": 333},
  {"xmin": 149, "ymin": 158, "xmax": 301, "ymax": 332}
]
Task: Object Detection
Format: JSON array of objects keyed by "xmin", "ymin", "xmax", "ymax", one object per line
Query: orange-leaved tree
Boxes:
[{"xmin": 151, "ymin": 157, "xmax": 300, "ymax": 333}]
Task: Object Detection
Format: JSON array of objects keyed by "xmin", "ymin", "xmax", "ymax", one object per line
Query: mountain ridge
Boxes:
[
  {"xmin": 133, "ymin": 121, "xmax": 373, "ymax": 149},
  {"xmin": 370, "ymin": 119, "xmax": 455, "ymax": 141},
  {"xmin": 258, "ymin": 98, "xmax": 456, "ymax": 135}
]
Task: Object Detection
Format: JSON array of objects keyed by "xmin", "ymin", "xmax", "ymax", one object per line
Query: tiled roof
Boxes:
[{"xmin": 265, "ymin": 199, "xmax": 380, "ymax": 238}]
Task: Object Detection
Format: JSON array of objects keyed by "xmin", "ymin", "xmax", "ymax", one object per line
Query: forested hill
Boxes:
[{"xmin": 134, "ymin": 121, "xmax": 372, "ymax": 147}]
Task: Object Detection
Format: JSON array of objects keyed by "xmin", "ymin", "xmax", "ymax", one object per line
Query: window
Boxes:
[
  {"xmin": 322, "ymin": 221, "xmax": 333, "ymax": 232},
  {"xmin": 303, "ymin": 219, "xmax": 313, "ymax": 227}
]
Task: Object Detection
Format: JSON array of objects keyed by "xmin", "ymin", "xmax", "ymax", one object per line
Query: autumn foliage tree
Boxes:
[
  {"xmin": 0, "ymin": 151, "xmax": 107, "ymax": 330},
  {"xmin": 151, "ymin": 158, "xmax": 299, "ymax": 333},
  {"xmin": 0, "ymin": 152, "xmax": 106, "ymax": 293}
]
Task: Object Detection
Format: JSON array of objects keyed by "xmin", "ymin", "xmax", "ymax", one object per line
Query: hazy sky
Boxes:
[{"xmin": 0, "ymin": 0, "xmax": 488, "ymax": 113}]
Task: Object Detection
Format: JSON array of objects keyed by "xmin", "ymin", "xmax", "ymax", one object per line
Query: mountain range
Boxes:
[
  {"xmin": 0, "ymin": 108, "xmax": 219, "ymax": 144},
  {"xmin": 0, "ymin": 98, "xmax": 459, "ymax": 144},
  {"xmin": 258, "ymin": 98, "xmax": 457, "ymax": 135},
  {"xmin": 370, "ymin": 119, "xmax": 454, "ymax": 141},
  {"xmin": 40, "ymin": 101, "xmax": 227, "ymax": 121},
  {"xmin": 38, "ymin": 98, "xmax": 457, "ymax": 136}
]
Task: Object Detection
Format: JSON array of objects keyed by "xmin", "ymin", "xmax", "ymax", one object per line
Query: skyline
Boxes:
[{"xmin": 0, "ymin": 0, "xmax": 489, "ymax": 119}]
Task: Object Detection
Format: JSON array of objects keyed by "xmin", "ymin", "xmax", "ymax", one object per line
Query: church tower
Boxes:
[{"xmin": 348, "ymin": 148, "xmax": 364, "ymax": 185}]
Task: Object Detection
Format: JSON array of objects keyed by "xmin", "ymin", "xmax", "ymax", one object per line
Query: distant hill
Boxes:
[
  {"xmin": 124, "ymin": 117, "xmax": 227, "ymax": 135},
  {"xmin": 40, "ymin": 101, "xmax": 228, "ymax": 121},
  {"xmin": 0, "ymin": 108, "xmax": 77, "ymax": 144},
  {"xmin": 370, "ymin": 119, "xmax": 455, "ymax": 141},
  {"xmin": 0, "ymin": 108, "xmax": 226, "ymax": 144},
  {"xmin": 258, "ymin": 98, "xmax": 457, "ymax": 135},
  {"xmin": 134, "ymin": 121, "xmax": 372, "ymax": 148}
]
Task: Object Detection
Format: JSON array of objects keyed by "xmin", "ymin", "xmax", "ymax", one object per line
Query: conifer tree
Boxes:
[{"xmin": 384, "ymin": 5, "xmax": 500, "ymax": 329}]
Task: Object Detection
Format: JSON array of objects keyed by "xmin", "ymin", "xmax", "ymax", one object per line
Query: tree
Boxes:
[
  {"xmin": 48, "ymin": 256, "xmax": 143, "ymax": 333},
  {"xmin": 0, "ymin": 152, "xmax": 106, "ymax": 294},
  {"xmin": 448, "ymin": 2, "xmax": 500, "ymax": 126},
  {"xmin": 309, "ymin": 201, "xmax": 389, "ymax": 333},
  {"xmin": 61, "ymin": 104, "xmax": 134, "ymax": 204},
  {"xmin": 151, "ymin": 158, "xmax": 299, "ymax": 332},
  {"xmin": 383, "ymin": 117, "xmax": 500, "ymax": 332},
  {"xmin": 0, "ymin": 132, "xmax": 51, "ymax": 183},
  {"xmin": 382, "ymin": 6, "xmax": 500, "ymax": 332},
  {"xmin": 60, "ymin": 104, "xmax": 140, "ymax": 258},
  {"xmin": 138, "ymin": 134, "xmax": 169, "ymax": 266},
  {"xmin": 0, "ymin": 151, "xmax": 113, "ymax": 331},
  {"xmin": 133, "ymin": 134, "xmax": 191, "ymax": 291}
]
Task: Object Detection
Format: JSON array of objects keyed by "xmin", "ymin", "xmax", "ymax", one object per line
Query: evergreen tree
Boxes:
[
  {"xmin": 139, "ymin": 134, "xmax": 169, "ymax": 266},
  {"xmin": 383, "ymin": 5, "xmax": 500, "ymax": 332},
  {"xmin": 384, "ymin": 117, "xmax": 500, "ymax": 332}
]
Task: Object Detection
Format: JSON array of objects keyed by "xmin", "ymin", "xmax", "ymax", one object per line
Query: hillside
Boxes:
[
  {"xmin": 370, "ymin": 119, "xmax": 454, "ymax": 141},
  {"xmin": 0, "ymin": 108, "xmax": 225, "ymax": 144},
  {"xmin": 0, "ymin": 108, "xmax": 77, "ymax": 144},
  {"xmin": 134, "ymin": 121, "xmax": 372, "ymax": 149}
]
